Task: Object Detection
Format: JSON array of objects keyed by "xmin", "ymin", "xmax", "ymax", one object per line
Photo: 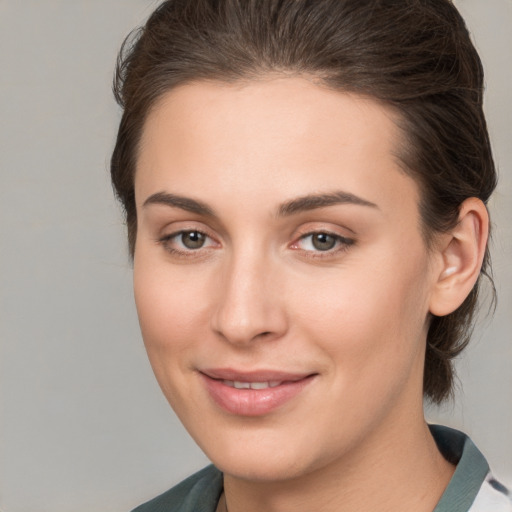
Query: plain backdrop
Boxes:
[{"xmin": 0, "ymin": 1, "xmax": 511, "ymax": 511}]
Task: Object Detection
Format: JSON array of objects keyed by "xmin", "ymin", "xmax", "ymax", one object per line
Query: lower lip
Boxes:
[{"xmin": 200, "ymin": 374, "xmax": 315, "ymax": 416}]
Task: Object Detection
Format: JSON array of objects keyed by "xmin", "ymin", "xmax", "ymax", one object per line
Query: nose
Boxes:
[{"xmin": 210, "ymin": 251, "xmax": 288, "ymax": 346}]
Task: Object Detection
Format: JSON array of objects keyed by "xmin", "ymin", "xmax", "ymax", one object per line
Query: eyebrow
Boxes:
[
  {"xmin": 143, "ymin": 192, "xmax": 215, "ymax": 216},
  {"xmin": 142, "ymin": 190, "xmax": 378, "ymax": 217},
  {"xmin": 277, "ymin": 191, "xmax": 378, "ymax": 216}
]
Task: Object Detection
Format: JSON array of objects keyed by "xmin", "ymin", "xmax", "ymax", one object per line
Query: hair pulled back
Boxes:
[{"xmin": 111, "ymin": 0, "xmax": 497, "ymax": 403}]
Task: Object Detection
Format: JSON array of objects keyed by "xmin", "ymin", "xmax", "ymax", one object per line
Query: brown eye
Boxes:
[
  {"xmin": 311, "ymin": 233, "xmax": 337, "ymax": 251},
  {"xmin": 181, "ymin": 231, "xmax": 206, "ymax": 249}
]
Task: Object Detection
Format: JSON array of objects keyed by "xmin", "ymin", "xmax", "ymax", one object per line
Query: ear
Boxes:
[{"xmin": 429, "ymin": 197, "xmax": 489, "ymax": 317}]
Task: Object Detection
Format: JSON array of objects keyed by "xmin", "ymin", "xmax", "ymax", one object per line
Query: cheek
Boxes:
[
  {"xmin": 133, "ymin": 261, "xmax": 217, "ymax": 422},
  {"xmin": 291, "ymin": 247, "xmax": 431, "ymax": 385},
  {"xmin": 133, "ymin": 253, "xmax": 211, "ymax": 375}
]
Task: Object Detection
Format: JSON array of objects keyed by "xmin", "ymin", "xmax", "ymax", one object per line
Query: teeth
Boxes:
[
  {"xmin": 250, "ymin": 382, "xmax": 269, "ymax": 390},
  {"xmin": 223, "ymin": 380, "xmax": 283, "ymax": 389},
  {"xmin": 233, "ymin": 381, "xmax": 251, "ymax": 389}
]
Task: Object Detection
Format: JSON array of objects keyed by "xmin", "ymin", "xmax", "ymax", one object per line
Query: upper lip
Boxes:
[{"xmin": 200, "ymin": 368, "xmax": 315, "ymax": 382}]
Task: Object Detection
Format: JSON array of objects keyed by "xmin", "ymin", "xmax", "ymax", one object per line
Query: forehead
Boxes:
[
  {"xmin": 139, "ymin": 76, "xmax": 402, "ymax": 165},
  {"xmin": 136, "ymin": 77, "xmax": 419, "ymax": 221}
]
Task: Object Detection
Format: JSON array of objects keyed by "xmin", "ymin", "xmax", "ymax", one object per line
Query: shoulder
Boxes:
[{"xmin": 131, "ymin": 465, "xmax": 223, "ymax": 512}]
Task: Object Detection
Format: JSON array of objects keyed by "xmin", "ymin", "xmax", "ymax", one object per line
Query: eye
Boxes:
[
  {"xmin": 305, "ymin": 233, "xmax": 337, "ymax": 251},
  {"xmin": 292, "ymin": 231, "xmax": 354, "ymax": 254},
  {"xmin": 159, "ymin": 229, "xmax": 217, "ymax": 253},
  {"xmin": 178, "ymin": 230, "xmax": 207, "ymax": 249}
]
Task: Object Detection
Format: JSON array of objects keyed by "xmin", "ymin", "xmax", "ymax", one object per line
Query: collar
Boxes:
[{"xmin": 430, "ymin": 424, "xmax": 490, "ymax": 512}]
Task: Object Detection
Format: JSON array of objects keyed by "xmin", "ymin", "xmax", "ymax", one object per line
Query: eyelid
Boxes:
[
  {"xmin": 157, "ymin": 226, "xmax": 221, "ymax": 256},
  {"xmin": 291, "ymin": 222, "xmax": 355, "ymax": 242},
  {"xmin": 294, "ymin": 231, "xmax": 354, "ymax": 246},
  {"xmin": 157, "ymin": 219, "xmax": 219, "ymax": 242},
  {"xmin": 159, "ymin": 228, "xmax": 212, "ymax": 243},
  {"xmin": 290, "ymin": 229, "xmax": 355, "ymax": 255}
]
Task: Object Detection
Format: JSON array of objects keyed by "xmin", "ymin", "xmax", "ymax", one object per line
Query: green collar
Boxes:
[{"xmin": 430, "ymin": 424, "xmax": 489, "ymax": 512}]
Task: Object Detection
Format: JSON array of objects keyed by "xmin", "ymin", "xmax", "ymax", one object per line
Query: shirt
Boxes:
[{"xmin": 132, "ymin": 425, "xmax": 511, "ymax": 512}]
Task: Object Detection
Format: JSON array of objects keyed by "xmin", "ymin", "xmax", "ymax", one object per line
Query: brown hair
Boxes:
[{"xmin": 111, "ymin": 0, "xmax": 497, "ymax": 403}]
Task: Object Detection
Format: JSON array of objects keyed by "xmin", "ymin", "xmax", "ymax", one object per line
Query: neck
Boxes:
[{"xmin": 222, "ymin": 410, "xmax": 454, "ymax": 512}]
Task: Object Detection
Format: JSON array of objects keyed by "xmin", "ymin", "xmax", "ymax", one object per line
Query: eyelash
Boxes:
[
  {"xmin": 158, "ymin": 229, "xmax": 217, "ymax": 257},
  {"xmin": 157, "ymin": 229, "xmax": 355, "ymax": 259},
  {"xmin": 291, "ymin": 231, "xmax": 355, "ymax": 259}
]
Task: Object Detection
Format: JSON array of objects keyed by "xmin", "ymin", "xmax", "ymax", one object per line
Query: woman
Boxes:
[{"xmin": 110, "ymin": 1, "xmax": 511, "ymax": 511}]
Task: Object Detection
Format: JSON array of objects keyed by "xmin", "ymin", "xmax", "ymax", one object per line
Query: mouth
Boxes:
[
  {"xmin": 221, "ymin": 380, "xmax": 283, "ymax": 389},
  {"xmin": 199, "ymin": 368, "xmax": 317, "ymax": 416}
]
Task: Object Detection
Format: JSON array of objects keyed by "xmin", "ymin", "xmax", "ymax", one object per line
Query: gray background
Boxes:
[{"xmin": 0, "ymin": 1, "xmax": 510, "ymax": 511}]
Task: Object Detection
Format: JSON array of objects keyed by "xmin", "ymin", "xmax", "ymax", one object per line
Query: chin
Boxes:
[
  {"xmin": 212, "ymin": 453, "xmax": 312, "ymax": 483},
  {"xmin": 195, "ymin": 425, "xmax": 336, "ymax": 483}
]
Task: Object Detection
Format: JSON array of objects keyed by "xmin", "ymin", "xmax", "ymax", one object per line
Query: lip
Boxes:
[{"xmin": 199, "ymin": 368, "xmax": 316, "ymax": 416}]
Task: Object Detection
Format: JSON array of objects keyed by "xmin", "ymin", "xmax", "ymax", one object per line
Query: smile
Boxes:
[
  {"xmin": 200, "ymin": 369, "xmax": 316, "ymax": 416},
  {"xmin": 222, "ymin": 380, "xmax": 282, "ymax": 389}
]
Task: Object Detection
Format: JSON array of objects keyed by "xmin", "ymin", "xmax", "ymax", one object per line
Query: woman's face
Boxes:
[{"xmin": 133, "ymin": 77, "xmax": 440, "ymax": 481}]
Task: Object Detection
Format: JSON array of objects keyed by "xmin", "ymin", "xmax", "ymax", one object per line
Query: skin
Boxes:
[{"xmin": 133, "ymin": 77, "xmax": 487, "ymax": 512}]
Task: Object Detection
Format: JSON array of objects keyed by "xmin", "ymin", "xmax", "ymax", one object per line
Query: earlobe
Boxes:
[{"xmin": 429, "ymin": 198, "xmax": 489, "ymax": 317}]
